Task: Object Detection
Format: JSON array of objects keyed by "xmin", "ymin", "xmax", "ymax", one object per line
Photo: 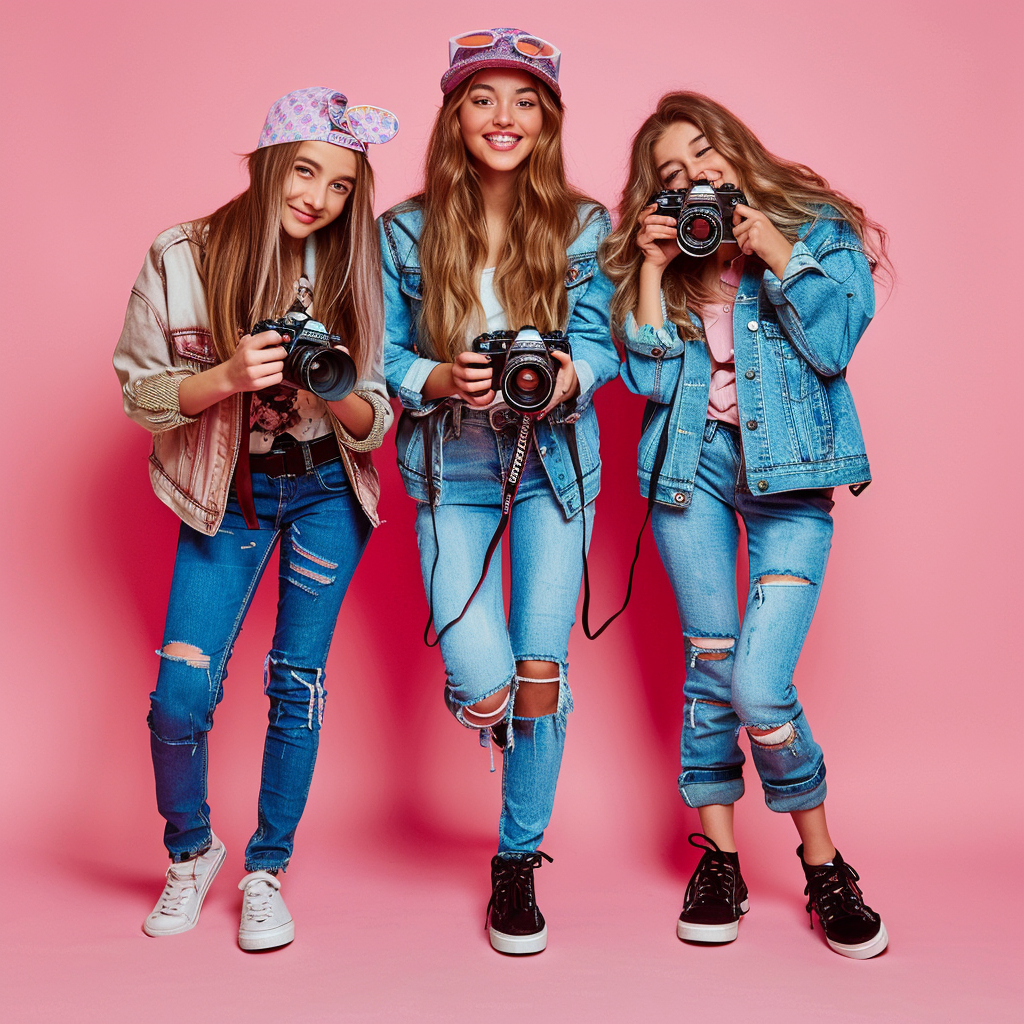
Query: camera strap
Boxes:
[
  {"xmin": 567, "ymin": 367, "xmax": 681, "ymax": 639},
  {"xmin": 235, "ymin": 391, "xmax": 260, "ymax": 531},
  {"xmin": 423, "ymin": 408, "xmax": 535, "ymax": 647}
]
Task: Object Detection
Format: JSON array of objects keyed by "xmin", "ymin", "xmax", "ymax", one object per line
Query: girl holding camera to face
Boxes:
[
  {"xmin": 603, "ymin": 92, "xmax": 889, "ymax": 958},
  {"xmin": 113, "ymin": 88, "xmax": 397, "ymax": 950},
  {"xmin": 379, "ymin": 28, "xmax": 619, "ymax": 955}
]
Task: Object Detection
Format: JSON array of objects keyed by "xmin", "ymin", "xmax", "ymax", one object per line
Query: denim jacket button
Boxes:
[
  {"xmin": 651, "ymin": 347, "xmax": 664, "ymax": 357},
  {"xmin": 746, "ymin": 420, "xmax": 758, "ymax": 430},
  {"xmin": 673, "ymin": 492, "xmax": 686, "ymax": 504},
  {"xmin": 757, "ymin": 480, "xmax": 769, "ymax": 492},
  {"xmin": 747, "ymin": 320, "xmax": 759, "ymax": 332},
  {"xmin": 745, "ymin": 369, "xmax": 756, "ymax": 380}
]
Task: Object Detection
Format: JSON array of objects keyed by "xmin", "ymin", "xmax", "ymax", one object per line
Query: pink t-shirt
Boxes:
[{"xmin": 699, "ymin": 256, "xmax": 744, "ymax": 427}]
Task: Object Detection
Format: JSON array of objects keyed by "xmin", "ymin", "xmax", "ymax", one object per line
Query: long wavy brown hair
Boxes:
[
  {"xmin": 411, "ymin": 75, "xmax": 597, "ymax": 361},
  {"xmin": 603, "ymin": 91, "xmax": 890, "ymax": 340},
  {"xmin": 189, "ymin": 141, "xmax": 382, "ymax": 375}
]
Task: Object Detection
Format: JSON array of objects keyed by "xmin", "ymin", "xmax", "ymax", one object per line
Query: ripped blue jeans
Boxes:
[
  {"xmin": 149, "ymin": 458, "xmax": 371, "ymax": 870},
  {"xmin": 652, "ymin": 419, "xmax": 834, "ymax": 813},
  {"xmin": 413, "ymin": 409, "xmax": 589, "ymax": 855}
]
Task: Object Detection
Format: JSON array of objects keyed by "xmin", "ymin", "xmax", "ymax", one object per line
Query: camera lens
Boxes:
[
  {"xmin": 688, "ymin": 218, "xmax": 711, "ymax": 241},
  {"xmin": 285, "ymin": 344, "xmax": 357, "ymax": 401},
  {"xmin": 502, "ymin": 355, "xmax": 555, "ymax": 414},
  {"xmin": 677, "ymin": 206, "xmax": 724, "ymax": 257}
]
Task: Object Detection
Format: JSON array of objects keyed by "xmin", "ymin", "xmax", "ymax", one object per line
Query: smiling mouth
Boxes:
[
  {"xmin": 289, "ymin": 206, "xmax": 319, "ymax": 224},
  {"xmin": 483, "ymin": 133, "xmax": 522, "ymax": 151}
]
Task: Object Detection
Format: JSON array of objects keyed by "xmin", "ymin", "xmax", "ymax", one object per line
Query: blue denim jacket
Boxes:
[
  {"xmin": 620, "ymin": 213, "xmax": 874, "ymax": 505},
  {"xmin": 380, "ymin": 201, "xmax": 620, "ymax": 517}
]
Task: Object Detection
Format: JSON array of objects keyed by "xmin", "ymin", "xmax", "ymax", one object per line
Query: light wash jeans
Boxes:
[
  {"xmin": 149, "ymin": 458, "xmax": 371, "ymax": 870},
  {"xmin": 653, "ymin": 419, "xmax": 834, "ymax": 813},
  {"xmin": 414, "ymin": 408, "xmax": 591, "ymax": 855}
]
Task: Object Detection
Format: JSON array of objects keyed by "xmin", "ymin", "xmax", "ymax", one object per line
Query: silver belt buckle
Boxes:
[{"xmin": 302, "ymin": 442, "xmax": 314, "ymax": 473}]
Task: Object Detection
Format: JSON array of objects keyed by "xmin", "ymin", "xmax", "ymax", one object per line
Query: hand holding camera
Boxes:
[
  {"xmin": 451, "ymin": 351, "xmax": 497, "ymax": 408},
  {"xmin": 224, "ymin": 329, "xmax": 289, "ymax": 394},
  {"xmin": 470, "ymin": 327, "xmax": 574, "ymax": 416},
  {"xmin": 729, "ymin": 204, "xmax": 793, "ymax": 278},
  {"xmin": 248, "ymin": 312, "xmax": 357, "ymax": 401}
]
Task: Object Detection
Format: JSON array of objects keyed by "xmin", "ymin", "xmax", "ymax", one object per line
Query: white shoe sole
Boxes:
[
  {"xmin": 676, "ymin": 899, "xmax": 749, "ymax": 943},
  {"xmin": 826, "ymin": 920, "xmax": 888, "ymax": 959},
  {"xmin": 142, "ymin": 842, "xmax": 227, "ymax": 937},
  {"xmin": 489, "ymin": 924, "xmax": 548, "ymax": 955},
  {"xmin": 238, "ymin": 919, "xmax": 295, "ymax": 951}
]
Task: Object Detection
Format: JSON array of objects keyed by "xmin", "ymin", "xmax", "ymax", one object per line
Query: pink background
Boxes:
[{"xmin": 3, "ymin": 0, "xmax": 1021, "ymax": 1020}]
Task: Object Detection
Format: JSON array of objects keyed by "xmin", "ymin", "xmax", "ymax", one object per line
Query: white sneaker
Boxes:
[
  {"xmin": 142, "ymin": 835, "xmax": 226, "ymax": 937},
  {"xmin": 237, "ymin": 871, "xmax": 295, "ymax": 951}
]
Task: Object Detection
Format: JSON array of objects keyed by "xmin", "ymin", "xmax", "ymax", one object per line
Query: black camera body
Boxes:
[
  {"xmin": 648, "ymin": 181, "xmax": 748, "ymax": 258},
  {"xmin": 471, "ymin": 327, "xmax": 572, "ymax": 415},
  {"xmin": 250, "ymin": 312, "xmax": 356, "ymax": 401}
]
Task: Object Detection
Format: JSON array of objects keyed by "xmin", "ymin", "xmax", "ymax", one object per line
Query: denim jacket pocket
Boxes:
[
  {"xmin": 761, "ymin": 320, "xmax": 809, "ymax": 404},
  {"xmin": 399, "ymin": 271, "xmax": 423, "ymax": 302},
  {"xmin": 395, "ymin": 409, "xmax": 427, "ymax": 479}
]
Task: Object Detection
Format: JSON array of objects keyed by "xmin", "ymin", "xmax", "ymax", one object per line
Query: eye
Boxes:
[
  {"xmin": 695, "ymin": 146, "xmax": 712, "ymax": 158},
  {"xmin": 295, "ymin": 165, "xmax": 314, "ymax": 177},
  {"xmin": 330, "ymin": 182, "xmax": 350, "ymax": 194},
  {"xmin": 663, "ymin": 168, "xmax": 685, "ymax": 186},
  {"xmin": 515, "ymin": 99, "xmax": 536, "ymax": 108}
]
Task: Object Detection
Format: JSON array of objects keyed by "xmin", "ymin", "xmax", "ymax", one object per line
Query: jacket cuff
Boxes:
[
  {"xmin": 123, "ymin": 369, "xmax": 198, "ymax": 432},
  {"xmin": 763, "ymin": 241, "xmax": 820, "ymax": 305},
  {"xmin": 334, "ymin": 389, "xmax": 392, "ymax": 452},
  {"xmin": 621, "ymin": 311, "xmax": 682, "ymax": 357},
  {"xmin": 398, "ymin": 356, "xmax": 442, "ymax": 411}
]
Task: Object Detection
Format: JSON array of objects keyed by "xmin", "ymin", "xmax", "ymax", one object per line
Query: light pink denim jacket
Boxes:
[{"xmin": 113, "ymin": 224, "xmax": 394, "ymax": 535}]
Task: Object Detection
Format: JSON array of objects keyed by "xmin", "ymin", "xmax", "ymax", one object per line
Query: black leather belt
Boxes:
[{"xmin": 248, "ymin": 434, "xmax": 342, "ymax": 478}]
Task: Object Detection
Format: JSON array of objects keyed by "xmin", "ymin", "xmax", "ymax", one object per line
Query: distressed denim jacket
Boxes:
[
  {"xmin": 113, "ymin": 224, "xmax": 394, "ymax": 534},
  {"xmin": 620, "ymin": 213, "xmax": 874, "ymax": 505},
  {"xmin": 379, "ymin": 201, "xmax": 620, "ymax": 518}
]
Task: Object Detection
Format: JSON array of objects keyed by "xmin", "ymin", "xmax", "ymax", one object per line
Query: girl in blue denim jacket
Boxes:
[
  {"xmin": 603, "ymin": 92, "xmax": 889, "ymax": 959},
  {"xmin": 379, "ymin": 29, "xmax": 619, "ymax": 955}
]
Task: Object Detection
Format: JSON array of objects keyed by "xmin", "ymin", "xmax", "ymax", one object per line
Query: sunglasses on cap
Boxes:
[{"xmin": 448, "ymin": 29, "xmax": 561, "ymax": 69}]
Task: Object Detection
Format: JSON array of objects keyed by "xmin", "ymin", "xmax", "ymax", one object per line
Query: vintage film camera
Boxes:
[
  {"xmin": 648, "ymin": 181, "xmax": 748, "ymax": 257},
  {"xmin": 250, "ymin": 312, "xmax": 356, "ymax": 401},
  {"xmin": 471, "ymin": 327, "xmax": 572, "ymax": 415}
]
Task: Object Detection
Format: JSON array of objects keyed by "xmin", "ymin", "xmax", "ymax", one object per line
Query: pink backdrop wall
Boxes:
[{"xmin": 3, "ymin": 1, "xmax": 1021, "ymax": 1020}]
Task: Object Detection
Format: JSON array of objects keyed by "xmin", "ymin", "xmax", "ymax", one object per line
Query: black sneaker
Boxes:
[
  {"xmin": 677, "ymin": 833, "xmax": 749, "ymax": 943},
  {"xmin": 486, "ymin": 851, "xmax": 552, "ymax": 954},
  {"xmin": 799, "ymin": 845, "xmax": 888, "ymax": 959}
]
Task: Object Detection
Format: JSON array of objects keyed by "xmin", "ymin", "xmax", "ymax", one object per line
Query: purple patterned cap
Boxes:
[
  {"xmin": 441, "ymin": 27, "xmax": 561, "ymax": 97},
  {"xmin": 257, "ymin": 87, "xmax": 399, "ymax": 155}
]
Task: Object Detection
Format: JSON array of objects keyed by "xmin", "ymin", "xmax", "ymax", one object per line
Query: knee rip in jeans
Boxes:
[
  {"xmin": 686, "ymin": 636, "xmax": 735, "ymax": 667},
  {"xmin": 753, "ymin": 574, "xmax": 813, "ymax": 607},
  {"xmin": 747, "ymin": 722, "xmax": 795, "ymax": 749},
  {"xmin": 265, "ymin": 654, "xmax": 325, "ymax": 730},
  {"xmin": 158, "ymin": 642, "xmax": 210, "ymax": 669}
]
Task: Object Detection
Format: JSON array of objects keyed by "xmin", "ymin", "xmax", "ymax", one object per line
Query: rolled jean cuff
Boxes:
[
  {"xmin": 678, "ymin": 769, "xmax": 745, "ymax": 808},
  {"xmin": 760, "ymin": 761, "xmax": 827, "ymax": 813}
]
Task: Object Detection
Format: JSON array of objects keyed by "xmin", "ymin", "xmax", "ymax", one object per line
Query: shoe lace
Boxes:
[
  {"xmin": 156, "ymin": 864, "xmax": 198, "ymax": 915},
  {"xmin": 683, "ymin": 833, "xmax": 736, "ymax": 909},
  {"xmin": 242, "ymin": 881, "xmax": 276, "ymax": 924},
  {"xmin": 485, "ymin": 851, "xmax": 553, "ymax": 928},
  {"xmin": 803, "ymin": 861, "xmax": 874, "ymax": 930}
]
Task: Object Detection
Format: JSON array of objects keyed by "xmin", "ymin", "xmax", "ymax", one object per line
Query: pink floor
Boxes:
[{"xmin": 8, "ymin": 747, "xmax": 1020, "ymax": 1022}]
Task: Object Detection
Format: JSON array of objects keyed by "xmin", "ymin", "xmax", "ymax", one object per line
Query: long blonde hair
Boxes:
[
  {"xmin": 603, "ymin": 91, "xmax": 890, "ymax": 340},
  {"xmin": 191, "ymin": 141, "xmax": 382, "ymax": 375},
  {"xmin": 411, "ymin": 75, "xmax": 596, "ymax": 361}
]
